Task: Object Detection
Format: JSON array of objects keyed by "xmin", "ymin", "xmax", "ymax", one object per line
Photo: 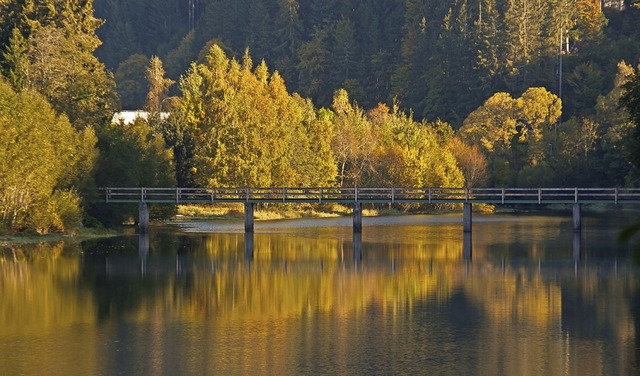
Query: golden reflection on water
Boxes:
[{"xmin": 0, "ymin": 214, "xmax": 638, "ymax": 374}]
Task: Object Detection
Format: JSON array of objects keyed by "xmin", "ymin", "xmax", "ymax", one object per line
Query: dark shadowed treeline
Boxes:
[{"xmin": 95, "ymin": 0, "xmax": 637, "ymax": 121}]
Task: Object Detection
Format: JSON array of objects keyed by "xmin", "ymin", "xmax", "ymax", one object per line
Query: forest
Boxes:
[{"xmin": 0, "ymin": 0, "xmax": 640, "ymax": 234}]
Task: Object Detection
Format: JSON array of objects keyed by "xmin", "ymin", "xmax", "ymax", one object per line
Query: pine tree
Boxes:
[
  {"xmin": 2, "ymin": 28, "xmax": 29, "ymax": 91},
  {"xmin": 297, "ymin": 27, "xmax": 331, "ymax": 104},
  {"xmin": 246, "ymin": 0, "xmax": 275, "ymax": 61},
  {"xmin": 329, "ymin": 19, "xmax": 359, "ymax": 91}
]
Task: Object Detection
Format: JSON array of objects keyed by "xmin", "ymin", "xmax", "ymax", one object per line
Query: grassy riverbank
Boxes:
[
  {"xmin": 0, "ymin": 228, "xmax": 118, "ymax": 248},
  {"xmin": 173, "ymin": 202, "xmax": 495, "ymax": 221},
  {"xmin": 176, "ymin": 203, "xmax": 409, "ymax": 221}
]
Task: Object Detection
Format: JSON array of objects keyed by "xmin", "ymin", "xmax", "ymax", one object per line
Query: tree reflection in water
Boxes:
[{"xmin": 0, "ymin": 213, "xmax": 638, "ymax": 375}]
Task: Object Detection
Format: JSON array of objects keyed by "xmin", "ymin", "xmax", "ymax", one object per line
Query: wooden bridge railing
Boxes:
[{"xmin": 100, "ymin": 187, "xmax": 640, "ymax": 205}]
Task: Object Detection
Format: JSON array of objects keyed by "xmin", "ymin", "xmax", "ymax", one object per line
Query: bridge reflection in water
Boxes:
[
  {"xmin": 137, "ymin": 221, "xmax": 588, "ymax": 269},
  {"xmin": 2, "ymin": 212, "xmax": 637, "ymax": 375},
  {"xmin": 134, "ymin": 235, "xmax": 610, "ymax": 276}
]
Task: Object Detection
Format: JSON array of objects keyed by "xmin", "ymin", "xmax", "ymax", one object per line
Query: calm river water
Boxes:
[{"xmin": 2, "ymin": 210, "xmax": 640, "ymax": 375}]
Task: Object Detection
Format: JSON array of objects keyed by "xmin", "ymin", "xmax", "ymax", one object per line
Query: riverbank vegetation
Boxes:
[
  {"xmin": 1, "ymin": 1, "xmax": 640, "ymax": 235},
  {"xmin": 175, "ymin": 202, "xmax": 418, "ymax": 221},
  {"xmin": 0, "ymin": 228, "xmax": 118, "ymax": 248}
]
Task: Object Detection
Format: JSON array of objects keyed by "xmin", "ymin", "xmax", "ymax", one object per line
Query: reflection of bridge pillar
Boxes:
[
  {"xmin": 244, "ymin": 232, "xmax": 254, "ymax": 261},
  {"xmin": 463, "ymin": 232, "xmax": 472, "ymax": 260},
  {"xmin": 573, "ymin": 232, "xmax": 581, "ymax": 260},
  {"xmin": 353, "ymin": 231, "xmax": 362, "ymax": 263},
  {"xmin": 138, "ymin": 202, "xmax": 149, "ymax": 234},
  {"xmin": 353, "ymin": 202, "xmax": 362, "ymax": 233},
  {"xmin": 139, "ymin": 234, "xmax": 149, "ymax": 276},
  {"xmin": 463, "ymin": 203, "xmax": 472, "ymax": 233},
  {"xmin": 244, "ymin": 202, "xmax": 254, "ymax": 233},
  {"xmin": 572, "ymin": 204, "xmax": 581, "ymax": 233}
]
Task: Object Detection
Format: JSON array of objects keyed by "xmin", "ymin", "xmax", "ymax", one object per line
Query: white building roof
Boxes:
[{"xmin": 111, "ymin": 111, "xmax": 170, "ymax": 125}]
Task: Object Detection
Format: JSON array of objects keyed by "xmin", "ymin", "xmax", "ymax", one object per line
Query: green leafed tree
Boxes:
[
  {"xmin": 565, "ymin": 62, "xmax": 604, "ymax": 117},
  {"xmin": 164, "ymin": 31, "xmax": 197, "ymax": 80},
  {"xmin": 246, "ymin": 0, "xmax": 275, "ymax": 62},
  {"xmin": 620, "ymin": 64, "xmax": 640, "ymax": 182},
  {"xmin": 545, "ymin": 116, "xmax": 600, "ymax": 186},
  {"xmin": 26, "ymin": 24, "xmax": 118, "ymax": 130},
  {"xmin": 0, "ymin": 1, "xmax": 118, "ymax": 131},
  {"xmin": 0, "ymin": 78, "xmax": 98, "ymax": 234},
  {"xmin": 91, "ymin": 118, "xmax": 176, "ymax": 227},
  {"xmin": 502, "ymin": 0, "xmax": 547, "ymax": 85},
  {"xmin": 297, "ymin": 27, "xmax": 331, "ymax": 104},
  {"xmin": 2, "ymin": 28, "xmax": 29, "ymax": 91},
  {"xmin": 93, "ymin": 0, "xmax": 139, "ymax": 68},
  {"xmin": 115, "ymin": 53, "xmax": 149, "ymax": 110},
  {"xmin": 329, "ymin": 19, "xmax": 360, "ymax": 95},
  {"xmin": 596, "ymin": 61, "xmax": 636, "ymax": 185},
  {"xmin": 474, "ymin": 0, "xmax": 502, "ymax": 91}
]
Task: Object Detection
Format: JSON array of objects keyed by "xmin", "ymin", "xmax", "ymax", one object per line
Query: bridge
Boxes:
[{"xmin": 100, "ymin": 187, "xmax": 640, "ymax": 234}]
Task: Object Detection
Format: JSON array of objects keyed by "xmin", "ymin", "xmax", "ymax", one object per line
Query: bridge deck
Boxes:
[{"xmin": 100, "ymin": 187, "xmax": 640, "ymax": 205}]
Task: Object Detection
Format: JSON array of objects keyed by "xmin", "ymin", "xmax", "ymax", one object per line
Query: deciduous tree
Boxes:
[
  {"xmin": 174, "ymin": 45, "xmax": 337, "ymax": 187},
  {"xmin": 145, "ymin": 56, "xmax": 174, "ymax": 115},
  {"xmin": 447, "ymin": 137, "xmax": 489, "ymax": 188},
  {"xmin": 115, "ymin": 54, "xmax": 149, "ymax": 110},
  {"xmin": 459, "ymin": 87, "xmax": 561, "ymax": 185},
  {"xmin": 0, "ymin": 78, "xmax": 97, "ymax": 234},
  {"xmin": 620, "ymin": 65, "xmax": 640, "ymax": 180}
]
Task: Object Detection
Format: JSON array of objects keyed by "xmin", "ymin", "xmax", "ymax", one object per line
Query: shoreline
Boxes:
[
  {"xmin": 0, "ymin": 228, "xmax": 119, "ymax": 248},
  {"xmin": 2, "ymin": 204, "xmax": 635, "ymax": 247}
]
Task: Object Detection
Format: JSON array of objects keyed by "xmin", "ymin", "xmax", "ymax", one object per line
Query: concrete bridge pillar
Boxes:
[
  {"xmin": 573, "ymin": 203, "xmax": 581, "ymax": 233},
  {"xmin": 244, "ymin": 202, "xmax": 254, "ymax": 233},
  {"xmin": 138, "ymin": 202, "xmax": 149, "ymax": 234},
  {"xmin": 353, "ymin": 203, "xmax": 362, "ymax": 233},
  {"xmin": 463, "ymin": 203, "xmax": 472, "ymax": 233}
]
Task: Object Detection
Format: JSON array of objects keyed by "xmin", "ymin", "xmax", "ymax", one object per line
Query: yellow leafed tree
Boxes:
[{"xmin": 0, "ymin": 78, "xmax": 97, "ymax": 234}]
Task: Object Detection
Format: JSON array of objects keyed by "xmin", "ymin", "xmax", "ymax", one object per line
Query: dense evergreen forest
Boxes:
[
  {"xmin": 94, "ymin": 0, "xmax": 637, "ymax": 118},
  {"xmin": 1, "ymin": 0, "xmax": 640, "ymax": 234}
]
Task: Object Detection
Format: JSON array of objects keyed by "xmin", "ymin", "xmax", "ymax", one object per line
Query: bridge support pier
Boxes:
[
  {"xmin": 573, "ymin": 204, "xmax": 581, "ymax": 233},
  {"xmin": 138, "ymin": 202, "xmax": 149, "ymax": 234},
  {"xmin": 244, "ymin": 202, "xmax": 254, "ymax": 233},
  {"xmin": 463, "ymin": 203, "xmax": 472, "ymax": 233},
  {"xmin": 353, "ymin": 203, "xmax": 362, "ymax": 233}
]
